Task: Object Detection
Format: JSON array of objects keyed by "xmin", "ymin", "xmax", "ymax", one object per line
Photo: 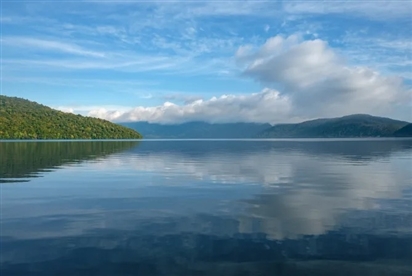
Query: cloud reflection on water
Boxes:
[{"xmin": 1, "ymin": 140, "xmax": 412, "ymax": 275}]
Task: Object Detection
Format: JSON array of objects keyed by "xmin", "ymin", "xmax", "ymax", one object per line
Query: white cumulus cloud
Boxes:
[{"xmin": 237, "ymin": 35, "xmax": 411, "ymax": 119}]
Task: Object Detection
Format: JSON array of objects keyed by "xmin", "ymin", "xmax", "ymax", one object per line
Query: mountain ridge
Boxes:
[
  {"xmin": 121, "ymin": 114, "xmax": 411, "ymax": 138},
  {"xmin": 393, "ymin": 123, "xmax": 412, "ymax": 137},
  {"xmin": 257, "ymin": 114, "xmax": 410, "ymax": 138}
]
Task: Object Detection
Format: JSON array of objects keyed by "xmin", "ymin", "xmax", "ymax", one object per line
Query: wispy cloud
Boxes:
[
  {"xmin": 283, "ymin": 0, "xmax": 412, "ymax": 20},
  {"xmin": 3, "ymin": 55, "xmax": 186, "ymax": 72},
  {"xmin": 2, "ymin": 76, "xmax": 157, "ymax": 88},
  {"xmin": 2, "ymin": 37, "xmax": 106, "ymax": 57}
]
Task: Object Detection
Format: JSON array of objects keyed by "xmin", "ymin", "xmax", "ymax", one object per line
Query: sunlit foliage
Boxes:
[{"xmin": 0, "ymin": 96, "xmax": 142, "ymax": 139}]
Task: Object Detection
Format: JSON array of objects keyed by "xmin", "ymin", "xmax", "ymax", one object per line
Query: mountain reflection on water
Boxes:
[
  {"xmin": 1, "ymin": 139, "xmax": 412, "ymax": 275},
  {"xmin": 0, "ymin": 141, "xmax": 139, "ymax": 182}
]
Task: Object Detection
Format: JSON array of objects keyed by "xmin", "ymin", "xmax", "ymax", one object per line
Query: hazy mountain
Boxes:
[
  {"xmin": 393, "ymin": 124, "xmax": 412, "ymax": 137},
  {"xmin": 257, "ymin": 114, "xmax": 409, "ymax": 138},
  {"xmin": 120, "ymin": 121, "xmax": 271, "ymax": 138},
  {"xmin": 0, "ymin": 96, "xmax": 142, "ymax": 139}
]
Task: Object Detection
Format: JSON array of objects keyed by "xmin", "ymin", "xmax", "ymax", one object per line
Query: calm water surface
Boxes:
[{"xmin": 1, "ymin": 139, "xmax": 412, "ymax": 275}]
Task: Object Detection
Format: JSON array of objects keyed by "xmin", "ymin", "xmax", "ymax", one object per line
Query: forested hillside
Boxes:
[
  {"xmin": 257, "ymin": 114, "xmax": 409, "ymax": 138},
  {"xmin": 393, "ymin": 123, "xmax": 412, "ymax": 137},
  {"xmin": 0, "ymin": 96, "xmax": 142, "ymax": 139}
]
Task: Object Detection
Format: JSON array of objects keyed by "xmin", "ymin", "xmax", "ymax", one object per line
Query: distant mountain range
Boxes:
[
  {"xmin": 120, "ymin": 121, "xmax": 271, "ymax": 138},
  {"xmin": 258, "ymin": 114, "xmax": 410, "ymax": 138},
  {"xmin": 122, "ymin": 114, "xmax": 411, "ymax": 138}
]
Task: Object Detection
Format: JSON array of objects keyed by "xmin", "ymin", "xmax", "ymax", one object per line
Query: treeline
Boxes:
[{"xmin": 0, "ymin": 96, "xmax": 142, "ymax": 139}]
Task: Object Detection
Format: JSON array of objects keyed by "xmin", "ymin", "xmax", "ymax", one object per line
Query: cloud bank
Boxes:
[
  {"xmin": 88, "ymin": 35, "xmax": 410, "ymax": 124},
  {"xmin": 89, "ymin": 88, "xmax": 292, "ymax": 124}
]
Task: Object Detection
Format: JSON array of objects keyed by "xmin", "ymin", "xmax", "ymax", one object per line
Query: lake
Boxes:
[{"xmin": 1, "ymin": 139, "xmax": 412, "ymax": 275}]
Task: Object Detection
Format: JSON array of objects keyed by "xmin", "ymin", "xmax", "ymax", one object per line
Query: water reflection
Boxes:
[
  {"xmin": 2, "ymin": 227, "xmax": 412, "ymax": 275},
  {"xmin": 104, "ymin": 140, "xmax": 412, "ymax": 239},
  {"xmin": 1, "ymin": 139, "xmax": 411, "ymax": 275},
  {"xmin": 131, "ymin": 139, "xmax": 412, "ymax": 160},
  {"xmin": 0, "ymin": 141, "xmax": 139, "ymax": 182}
]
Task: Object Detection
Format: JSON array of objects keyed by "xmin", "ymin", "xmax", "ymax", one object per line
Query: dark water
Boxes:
[{"xmin": 1, "ymin": 139, "xmax": 412, "ymax": 276}]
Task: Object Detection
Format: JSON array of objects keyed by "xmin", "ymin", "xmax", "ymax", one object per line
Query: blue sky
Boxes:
[{"xmin": 2, "ymin": 0, "xmax": 411, "ymax": 123}]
